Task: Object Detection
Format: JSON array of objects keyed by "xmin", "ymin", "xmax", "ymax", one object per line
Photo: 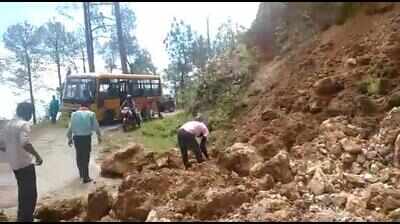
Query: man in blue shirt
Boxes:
[
  {"xmin": 49, "ymin": 95, "xmax": 59, "ymax": 124},
  {"xmin": 67, "ymin": 103, "xmax": 102, "ymax": 184}
]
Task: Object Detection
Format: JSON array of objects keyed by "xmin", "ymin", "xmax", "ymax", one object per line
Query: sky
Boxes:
[{"xmin": 0, "ymin": 2, "xmax": 260, "ymax": 119}]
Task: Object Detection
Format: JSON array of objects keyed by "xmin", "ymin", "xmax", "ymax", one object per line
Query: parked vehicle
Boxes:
[
  {"xmin": 61, "ymin": 73, "xmax": 163, "ymax": 124},
  {"xmin": 121, "ymin": 106, "xmax": 141, "ymax": 132},
  {"xmin": 159, "ymin": 95, "xmax": 176, "ymax": 113}
]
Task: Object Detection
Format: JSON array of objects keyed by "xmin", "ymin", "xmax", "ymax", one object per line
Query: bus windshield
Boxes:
[{"xmin": 63, "ymin": 78, "xmax": 96, "ymax": 102}]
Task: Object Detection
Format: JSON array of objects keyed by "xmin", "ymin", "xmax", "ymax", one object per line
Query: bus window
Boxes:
[
  {"xmin": 130, "ymin": 80, "xmax": 142, "ymax": 97},
  {"xmin": 63, "ymin": 78, "xmax": 96, "ymax": 102},
  {"xmin": 144, "ymin": 80, "xmax": 152, "ymax": 96},
  {"xmin": 151, "ymin": 80, "xmax": 161, "ymax": 96},
  {"xmin": 99, "ymin": 79, "xmax": 120, "ymax": 99}
]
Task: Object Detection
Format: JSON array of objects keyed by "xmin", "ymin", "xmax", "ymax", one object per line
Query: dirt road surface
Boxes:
[
  {"xmin": 0, "ymin": 111, "xmax": 179, "ymax": 211},
  {"xmin": 0, "ymin": 124, "xmax": 120, "ymax": 210}
]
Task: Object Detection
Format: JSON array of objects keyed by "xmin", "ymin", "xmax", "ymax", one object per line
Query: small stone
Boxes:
[
  {"xmin": 343, "ymin": 173, "xmax": 366, "ymax": 187},
  {"xmin": 365, "ymin": 151, "xmax": 377, "ymax": 160},
  {"xmin": 384, "ymin": 196, "xmax": 400, "ymax": 212},
  {"xmin": 363, "ymin": 173, "xmax": 379, "ymax": 183},
  {"xmin": 356, "ymin": 154, "xmax": 366, "ymax": 165},
  {"xmin": 346, "ymin": 195, "xmax": 366, "ymax": 214},
  {"xmin": 330, "ymin": 193, "xmax": 348, "ymax": 208},
  {"xmin": 389, "ymin": 208, "xmax": 400, "ymax": 220},
  {"xmin": 370, "ymin": 163, "xmax": 380, "ymax": 174},
  {"xmin": 340, "ymin": 138, "xmax": 362, "ymax": 154},
  {"xmin": 351, "ymin": 163, "xmax": 363, "ymax": 175},
  {"xmin": 308, "ymin": 168, "xmax": 327, "ymax": 196}
]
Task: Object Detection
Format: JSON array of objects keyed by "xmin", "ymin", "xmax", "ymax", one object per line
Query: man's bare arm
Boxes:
[{"xmin": 23, "ymin": 143, "xmax": 42, "ymax": 165}]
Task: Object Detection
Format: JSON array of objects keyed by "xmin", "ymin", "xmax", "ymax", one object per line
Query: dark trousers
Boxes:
[
  {"xmin": 177, "ymin": 129, "xmax": 208, "ymax": 168},
  {"xmin": 50, "ymin": 114, "xmax": 56, "ymax": 124},
  {"xmin": 73, "ymin": 135, "xmax": 92, "ymax": 180},
  {"xmin": 13, "ymin": 164, "xmax": 37, "ymax": 222}
]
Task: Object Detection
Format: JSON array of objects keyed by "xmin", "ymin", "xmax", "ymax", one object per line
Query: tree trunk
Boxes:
[
  {"xmin": 207, "ymin": 16, "xmax": 211, "ymax": 58},
  {"xmin": 180, "ymin": 70, "xmax": 185, "ymax": 109},
  {"xmin": 81, "ymin": 47, "xmax": 86, "ymax": 73},
  {"xmin": 26, "ymin": 54, "xmax": 36, "ymax": 124},
  {"xmin": 114, "ymin": 2, "xmax": 129, "ymax": 74},
  {"xmin": 83, "ymin": 2, "xmax": 95, "ymax": 72},
  {"xmin": 55, "ymin": 47, "xmax": 63, "ymax": 100}
]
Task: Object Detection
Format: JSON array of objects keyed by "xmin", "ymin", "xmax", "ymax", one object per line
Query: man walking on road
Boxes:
[
  {"xmin": 0, "ymin": 102, "xmax": 43, "ymax": 222},
  {"xmin": 67, "ymin": 103, "xmax": 102, "ymax": 184},
  {"xmin": 177, "ymin": 116, "xmax": 209, "ymax": 169},
  {"xmin": 49, "ymin": 95, "xmax": 59, "ymax": 124}
]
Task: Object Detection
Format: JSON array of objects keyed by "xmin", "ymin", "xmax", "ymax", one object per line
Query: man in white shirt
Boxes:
[
  {"xmin": 0, "ymin": 102, "xmax": 43, "ymax": 222},
  {"xmin": 177, "ymin": 116, "xmax": 209, "ymax": 169}
]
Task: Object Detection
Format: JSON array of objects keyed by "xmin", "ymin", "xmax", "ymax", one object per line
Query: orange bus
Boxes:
[{"xmin": 61, "ymin": 73, "xmax": 162, "ymax": 123}]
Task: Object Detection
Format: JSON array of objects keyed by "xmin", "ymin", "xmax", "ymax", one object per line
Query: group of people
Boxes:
[
  {"xmin": 0, "ymin": 101, "xmax": 101, "ymax": 222},
  {"xmin": 0, "ymin": 98, "xmax": 209, "ymax": 222}
]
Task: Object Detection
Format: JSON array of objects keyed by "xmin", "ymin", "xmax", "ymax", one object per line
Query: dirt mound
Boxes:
[
  {"xmin": 100, "ymin": 143, "xmax": 161, "ymax": 177},
  {"xmin": 35, "ymin": 197, "xmax": 85, "ymax": 222}
]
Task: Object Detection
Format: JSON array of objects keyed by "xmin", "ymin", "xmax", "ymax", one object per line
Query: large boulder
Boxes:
[
  {"xmin": 263, "ymin": 151, "xmax": 293, "ymax": 184},
  {"xmin": 119, "ymin": 171, "xmax": 172, "ymax": 195},
  {"xmin": 85, "ymin": 187, "xmax": 112, "ymax": 221},
  {"xmin": 35, "ymin": 197, "xmax": 84, "ymax": 222},
  {"xmin": 155, "ymin": 151, "xmax": 182, "ymax": 169},
  {"xmin": 217, "ymin": 143, "xmax": 263, "ymax": 176},
  {"xmin": 112, "ymin": 188, "xmax": 156, "ymax": 221},
  {"xmin": 100, "ymin": 143, "xmax": 152, "ymax": 177},
  {"xmin": 313, "ymin": 77, "xmax": 344, "ymax": 96},
  {"xmin": 197, "ymin": 186, "xmax": 252, "ymax": 220}
]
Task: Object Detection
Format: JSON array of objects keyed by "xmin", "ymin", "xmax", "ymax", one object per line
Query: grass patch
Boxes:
[
  {"xmin": 101, "ymin": 111, "xmax": 191, "ymax": 154},
  {"xmin": 32, "ymin": 115, "xmax": 69, "ymax": 132}
]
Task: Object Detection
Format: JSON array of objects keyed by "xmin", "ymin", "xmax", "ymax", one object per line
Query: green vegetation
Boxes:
[
  {"xmin": 32, "ymin": 113, "xmax": 70, "ymax": 131},
  {"xmin": 358, "ymin": 76, "xmax": 386, "ymax": 96},
  {"xmin": 101, "ymin": 111, "xmax": 191, "ymax": 154},
  {"xmin": 336, "ymin": 3, "xmax": 361, "ymax": 25},
  {"xmin": 194, "ymin": 44, "xmax": 258, "ymax": 131}
]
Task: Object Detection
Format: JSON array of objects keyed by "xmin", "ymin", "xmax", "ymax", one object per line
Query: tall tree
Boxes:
[
  {"xmin": 128, "ymin": 48, "xmax": 157, "ymax": 74},
  {"xmin": 191, "ymin": 33, "xmax": 209, "ymax": 72},
  {"xmin": 98, "ymin": 39, "xmax": 118, "ymax": 73},
  {"xmin": 114, "ymin": 2, "xmax": 129, "ymax": 74},
  {"xmin": 163, "ymin": 63, "xmax": 180, "ymax": 99},
  {"xmin": 213, "ymin": 18, "xmax": 237, "ymax": 56},
  {"xmin": 59, "ymin": 2, "xmax": 109, "ymax": 72},
  {"xmin": 70, "ymin": 28, "xmax": 88, "ymax": 73},
  {"xmin": 164, "ymin": 18, "xmax": 195, "ymax": 100},
  {"xmin": 98, "ymin": 4, "xmax": 156, "ymax": 74},
  {"xmin": 83, "ymin": 2, "xmax": 95, "ymax": 72},
  {"xmin": 39, "ymin": 20, "xmax": 76, "ymax": 99},
  {"xmin": 3, "ymin": 22, "xmax": 43, "ymax": 124}
]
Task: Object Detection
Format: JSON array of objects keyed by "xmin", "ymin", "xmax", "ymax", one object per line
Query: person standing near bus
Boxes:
[
  {"xmin": 67, "ymin": 102, "xmax": 102, "ymax": 184},
  {"xmin": 49, "ymin": 95, "xmax": 59, "ymax": 124},
  {"xmin": 0, "ymin": 102, "xmax": 43, "ymax": 222}
]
